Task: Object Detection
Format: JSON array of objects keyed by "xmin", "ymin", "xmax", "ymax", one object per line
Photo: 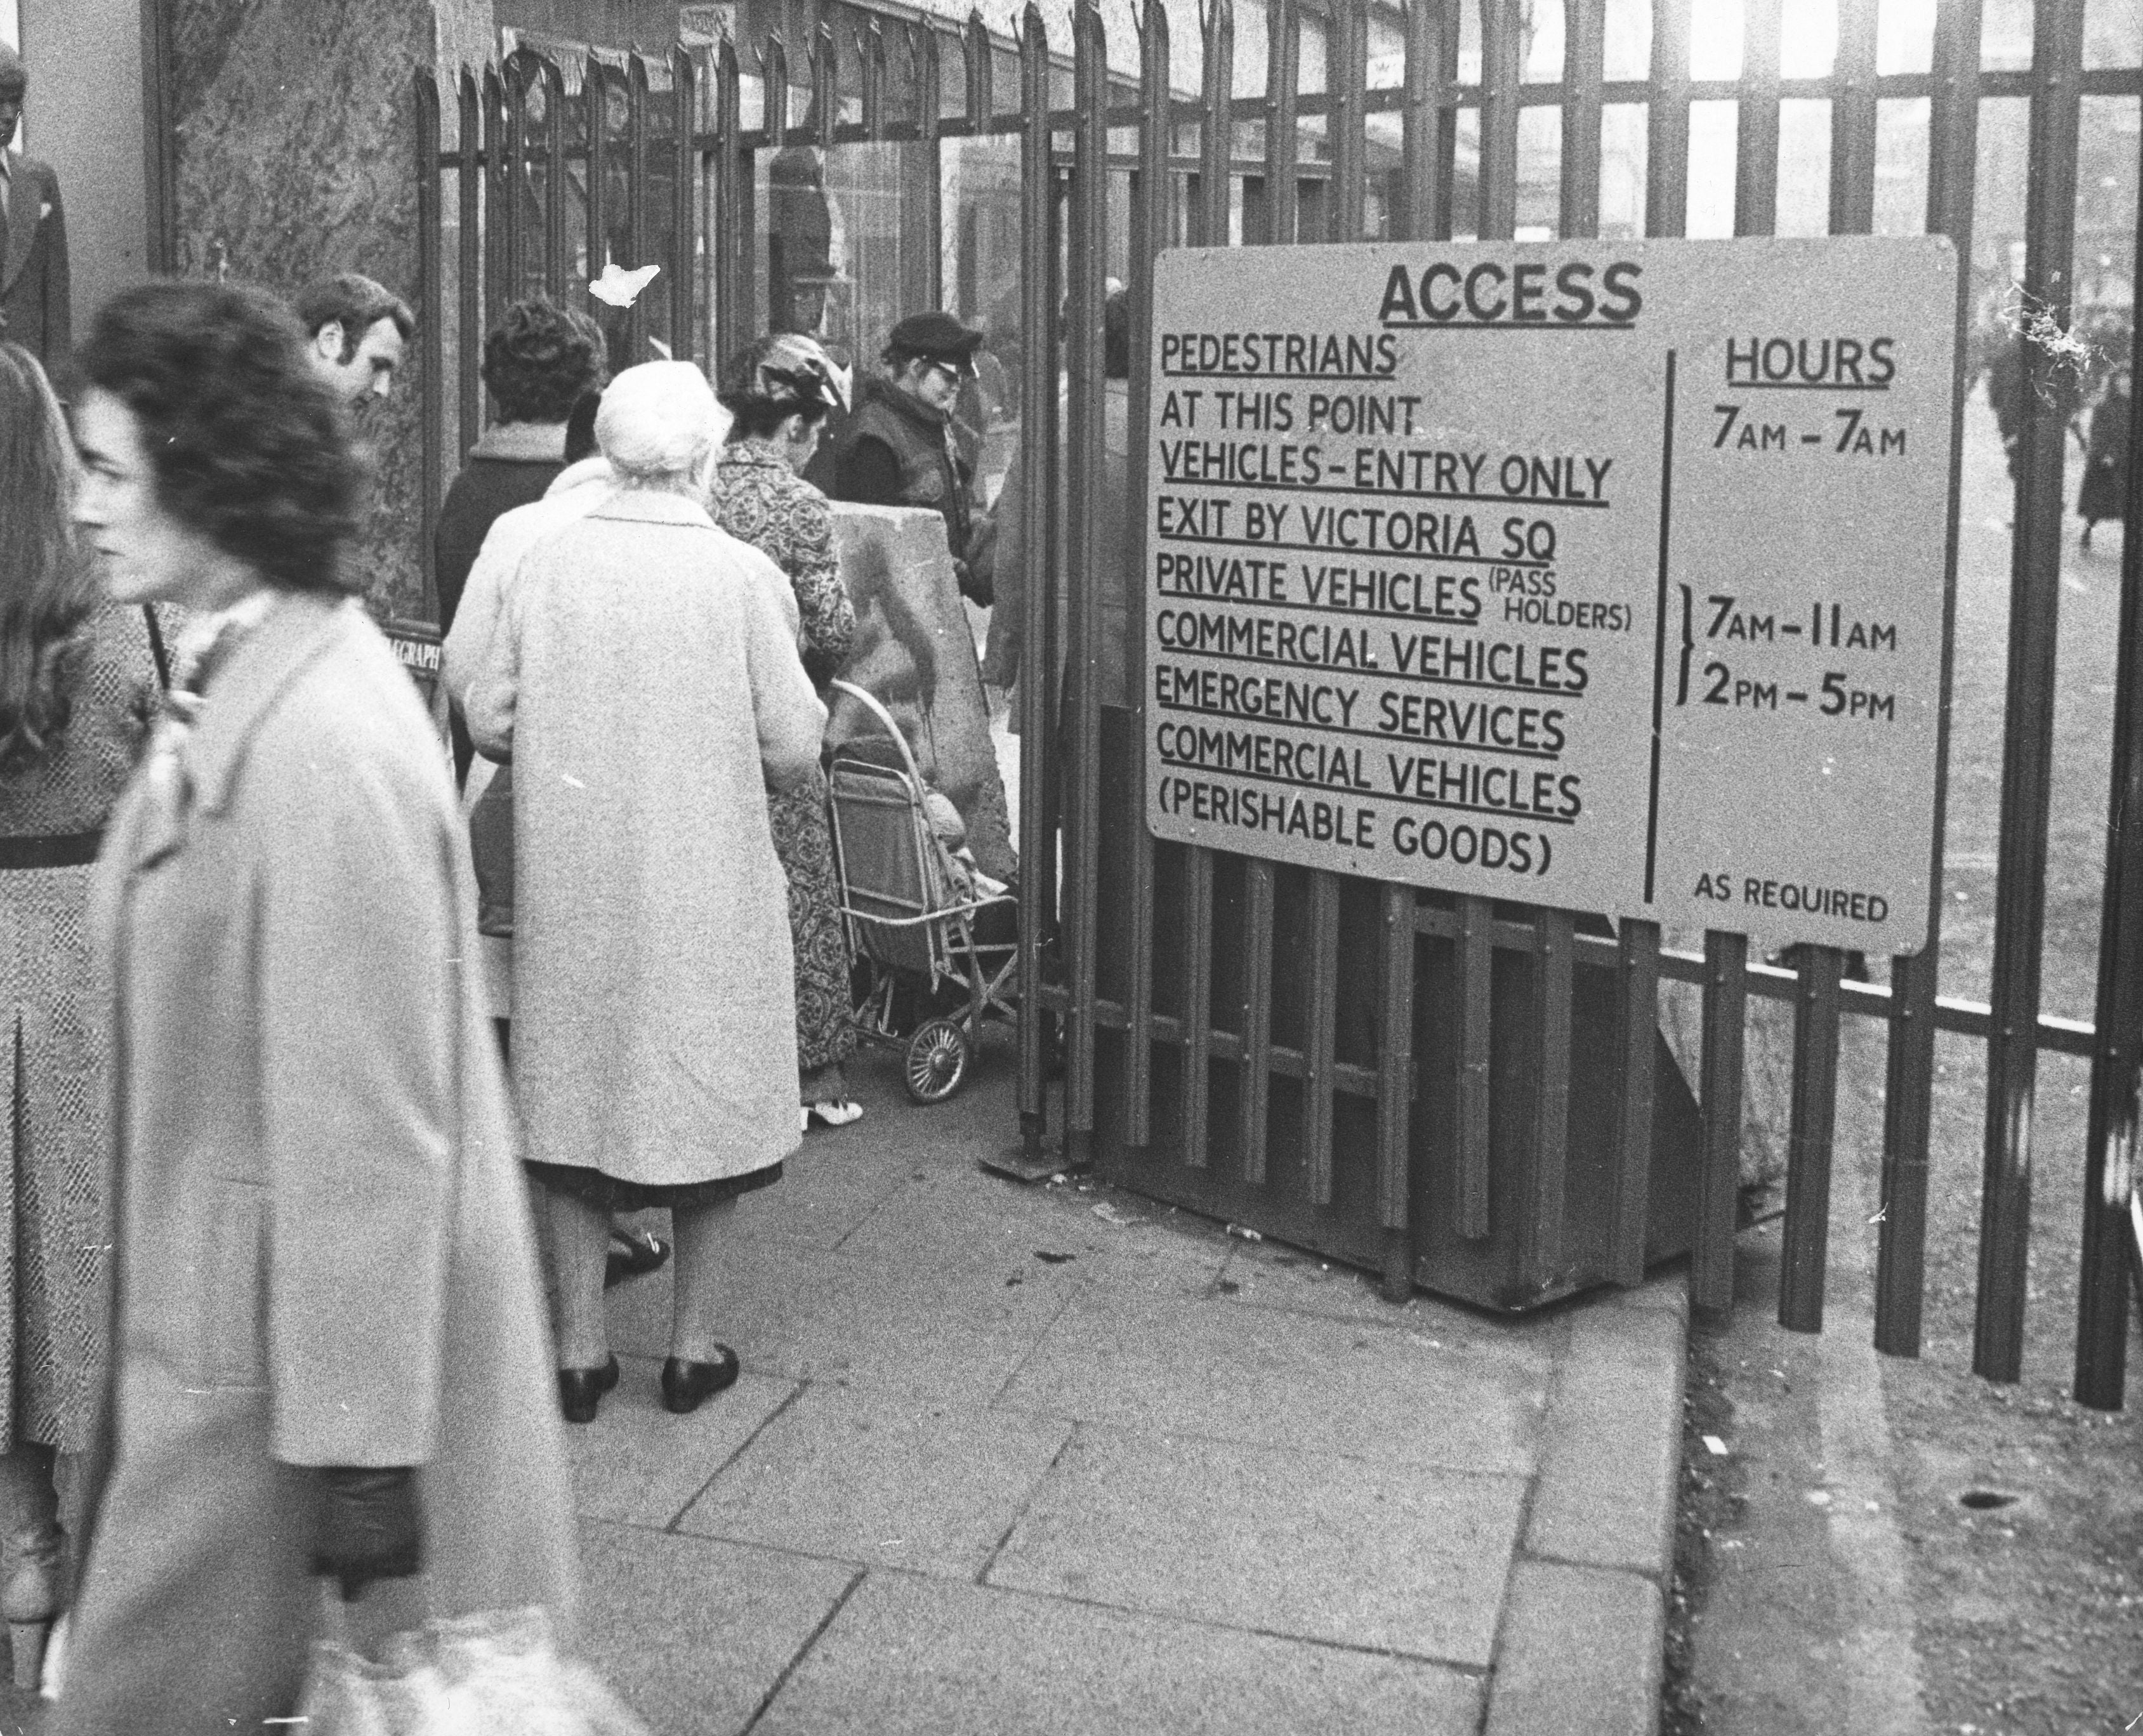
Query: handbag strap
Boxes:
[{"xmin": 142, "ymin": 605, "xmax": 171, "ymax": 692}]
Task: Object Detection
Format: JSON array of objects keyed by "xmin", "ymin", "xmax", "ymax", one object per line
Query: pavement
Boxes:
[{"xmin": 574, "ymin": 1030, "xmax": 1688, "ymax": 1735}]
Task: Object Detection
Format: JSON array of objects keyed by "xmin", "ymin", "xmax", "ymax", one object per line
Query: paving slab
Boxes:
[
  {"xmin": 731, "ymin": 1137, "xmax": 924, "ymax": 1251},
  {"xmin": 1524, "ymin": 1294, "xmax": 1685, "ymax": 1577},
  {"xmin": 1482, "ymin": 1562, "xmax": 1662, "ymax": 1736},
  {"xmin": 997, "ymin": 1289, "xmax": 1549, "ymax": 1472},
  {"xmin": 751, "ymin": 1572, "xmax": 1486, "ymax": 1736},
  {"xmin": 1213, "ymin": 1236, "xmax": 1564, "ymax": 1352},
  {"xmin": 575, "ymin": 1520, "xmax": 858, "ymax": 1736},
  {"xmin": 674, "ymin": 1383, "xmax": 1071, "ymax": 1577},
  {"xmin": 988, "ymin": 1427, "xmax": 1527, "ymax": 1663},
  {"xmin": 603, "ymin": 1231, "xmax": 1072, "ymax": 1405},
  {"xmin": 836, "ymin": 1169, "xmax": 1231, "ymax": 1296},
  {"xmin": 565, "ymin": 1360, "xmax": 796, "ymax": 1529}
]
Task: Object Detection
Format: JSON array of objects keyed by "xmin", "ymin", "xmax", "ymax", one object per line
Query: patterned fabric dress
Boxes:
[
  {"xmin": 0, "ymin": 605, "xmax": 159, "ymax": 1452},
  {"xmin": 712, "ymin": 443, "xmax": 857, "ymax": 1088}
]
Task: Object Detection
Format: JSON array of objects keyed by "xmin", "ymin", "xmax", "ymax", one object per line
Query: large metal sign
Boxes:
[{"xmin": 1144, "ymin": 238, "xmax": 1956, "ymax": 954}]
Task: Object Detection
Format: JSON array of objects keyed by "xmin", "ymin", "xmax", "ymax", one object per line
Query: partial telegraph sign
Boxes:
[{"xmin": 1143, "ymin": 238, "xmax": 1957, "ymax": 954}]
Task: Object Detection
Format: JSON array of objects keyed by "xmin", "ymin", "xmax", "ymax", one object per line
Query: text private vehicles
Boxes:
[{"xmin": 1144, "ymin": 239, "xmax": 1959, "ymax": 956}]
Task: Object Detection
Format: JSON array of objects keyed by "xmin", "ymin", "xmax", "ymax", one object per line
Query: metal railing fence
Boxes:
[{"xmin": 413, "ymin": 0, "xmax": 2143, "ymax": 1407}]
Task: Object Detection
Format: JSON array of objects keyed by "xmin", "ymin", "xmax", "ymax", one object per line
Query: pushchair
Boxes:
[{"xmin": 826, "ymin": 680, "xmax": 1019, "ymax": 1102}]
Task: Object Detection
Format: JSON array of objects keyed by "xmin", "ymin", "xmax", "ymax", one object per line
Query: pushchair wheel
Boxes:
[{"xmin": 904, "ymin": 1018, "xmax": 971, "ymax": 1103}]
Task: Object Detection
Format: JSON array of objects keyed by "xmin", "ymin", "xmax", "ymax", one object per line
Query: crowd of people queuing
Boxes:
[{"xmin": 0, "ymin": 27, "xmax": 1013, "ymax": 1712}]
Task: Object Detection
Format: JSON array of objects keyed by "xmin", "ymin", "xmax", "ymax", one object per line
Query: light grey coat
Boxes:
[
  {"xmin": 59, "ymin": 595, "xmax": 576, "ymax": 1735},
  {"xmin": 465, "ymin": 489, "xmax": 826, "ymax": 1186}
]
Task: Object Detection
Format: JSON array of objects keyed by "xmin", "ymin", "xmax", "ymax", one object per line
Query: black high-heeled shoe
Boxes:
[
  {"xmin": 557, "ymin": 1355, "xmax": 620, "ymax": 1424},
  {"xmin": 660, "ymin": 1348, "xmax": 740, "ymax": 1414}
]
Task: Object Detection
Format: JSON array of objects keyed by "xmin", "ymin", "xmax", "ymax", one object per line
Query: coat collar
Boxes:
[
  {"xmin": 180, "ymin": 591, "xmax": 358, "ymax": 816},
  {"xmin": 468, "ymin": 421, "xmax": 568, "ymax": 464},
  {"xmin": 585, "ymin": 489, "xmax": 715, "ymax": 530},
  {"xmin": 1, "ymin": 155, "xmax": 39, "ymax": 296}
]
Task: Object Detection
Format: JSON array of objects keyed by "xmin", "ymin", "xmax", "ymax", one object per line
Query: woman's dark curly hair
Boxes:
[
  {"xmin": 483, "ymin": 298, "xmax": 608, "ymax": 424},
  {"xmin": 77, "ymin": 282, "xmax": 359, "ymax": 595},
  {"xmin": 0, "ymin": 344, "xmax": 94, "ymax": 775}
]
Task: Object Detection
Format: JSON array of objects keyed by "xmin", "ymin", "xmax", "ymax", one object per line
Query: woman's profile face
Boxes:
[{"xmin": 72, "ymin": 388, "xmax": 228, "ymax": 608}]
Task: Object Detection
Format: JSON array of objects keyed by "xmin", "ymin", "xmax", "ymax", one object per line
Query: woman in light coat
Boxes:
[
  {"xmin": 56, "ymin": 282, "xmax": 575, "ymax": 1732},
  {"xmin": 463, "ymin": 360, "xmax": 824, "ymax": 1423}
]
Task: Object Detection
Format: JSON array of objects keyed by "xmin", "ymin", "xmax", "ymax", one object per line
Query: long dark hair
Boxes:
[{"xmin": 0, "ymin": 345, "xmax": 93, "ymax": 775}]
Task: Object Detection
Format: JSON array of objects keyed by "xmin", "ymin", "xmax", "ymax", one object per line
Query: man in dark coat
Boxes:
[
  {"xmin": 829, "ymin": 310, "xmax": 992, "ymax": 601},
  {"xmin": 0, "ymin": 44, "xmax": 70, "ymax": 371}
]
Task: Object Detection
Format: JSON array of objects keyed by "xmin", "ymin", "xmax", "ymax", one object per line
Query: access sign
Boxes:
[{"xmin": 1144, "ymin": 238, "xmax": 1956, "ymax": 954}]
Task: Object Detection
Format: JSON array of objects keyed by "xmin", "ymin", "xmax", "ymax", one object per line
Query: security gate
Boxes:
[{"xmin": 415, "ymin": 0, "xmax": 2143, "ymax": 1406}]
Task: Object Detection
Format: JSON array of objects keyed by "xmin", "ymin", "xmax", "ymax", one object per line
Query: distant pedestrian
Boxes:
[
  {"xmin": 463, "ymin": 362, "xmax": 824, "ymax": 1424},
  {"xmin": 715, "ymin": 334, "xmax": 862, "ymax": 1129},
  {"xmin": 435, "ymin": 296, "xmax": 607, "ymax": 779},
  {"xmin": 983, "ymin": 282, "xmax": 1134, "ymax": 712},
  {"xmin": 828, "ymin": 310, "xmax": 993, "ymax": 602},
  {"xmin": 57, "ymin": 280, "xmax": 574, "ymax": 1733},
  {"xmin": 294, "ymin": 271, "xmax": 414, "ymax": 417},
  {"xmin": 0, "ymin": 47, "xmax": 69, "ymax": 372},
  {"xmin": 2078, "ymin": 366, "xmax": 2130, "ymax": 550},
  {"xmin": 0, "ymin": 345, "xmax": 161, "ymax": 1692}
]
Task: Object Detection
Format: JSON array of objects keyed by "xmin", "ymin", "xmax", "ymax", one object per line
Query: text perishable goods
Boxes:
[{"xmin": 1142, "ymin": 238, "xmax": 1958, "ymax": 954}]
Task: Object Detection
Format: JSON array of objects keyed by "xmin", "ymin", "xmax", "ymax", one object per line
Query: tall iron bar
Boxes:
[
  {"xmin": 456, "ymin": 70, "xmax": 483, "ymax": 463},
  {"xmin": 1979, "ymin": 0, "xmax": 2087, "ymax": 1384},
  {"xmin": 625, "ymin": 55, "xmax": 652, "ymax": 365},
  {"xmin": 2074, "ymin": 25, "xmax": 2143, "ymax": 1410},
  {"xmin": 416, "ymin": 72, "xmax": 445, "ymax": 627},
  {"xmin": 1773, "ymin": 0, "xmax": 1884, "ymax": 1337},
  {"xmin": 1059, "ymin": 0, "xmax": 1108, "ymax": 1171},
  {"xmin": 1013, "ymin": 0, "xmax": 1058, "ymax": 1161},
  {"xmin": 1877, "ymin": 0, "xmax": 1982, "ymax": 1362},
  {"xmin": 671, "ymin": 46, "xmax": 699, "ymax": 364},
  {"xmin": 1118, "ymin": 0, "xmax": 1169, "ymax": 1154}
]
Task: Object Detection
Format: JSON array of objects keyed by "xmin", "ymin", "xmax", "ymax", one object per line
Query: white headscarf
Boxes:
[{"xmin": 594, "ymin": 361, "xmax": 732, "ymax": 480}]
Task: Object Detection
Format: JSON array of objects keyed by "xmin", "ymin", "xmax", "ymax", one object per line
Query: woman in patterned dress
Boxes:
[
  {"xmin": 0, "ymin": 343, "xmax": 161, "ymax": 1687},
  {"xmin": 713, "ymin": 336, "xmax": 861, "ymax": 1129}
]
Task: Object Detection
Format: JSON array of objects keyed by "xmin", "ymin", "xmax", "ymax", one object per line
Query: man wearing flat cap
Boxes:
[
  {"xmin": 831, "ymin": 309, "xmax": 992, "ymax": 601},
  {"xmin": 0, "ymin": 43, "xmax": 69, "ymax": 369}
]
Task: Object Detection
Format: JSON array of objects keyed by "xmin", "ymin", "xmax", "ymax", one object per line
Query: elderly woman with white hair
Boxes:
[{"xmin": 463, "ymin": 360, "xmax": 825, "ymax": 1423}]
